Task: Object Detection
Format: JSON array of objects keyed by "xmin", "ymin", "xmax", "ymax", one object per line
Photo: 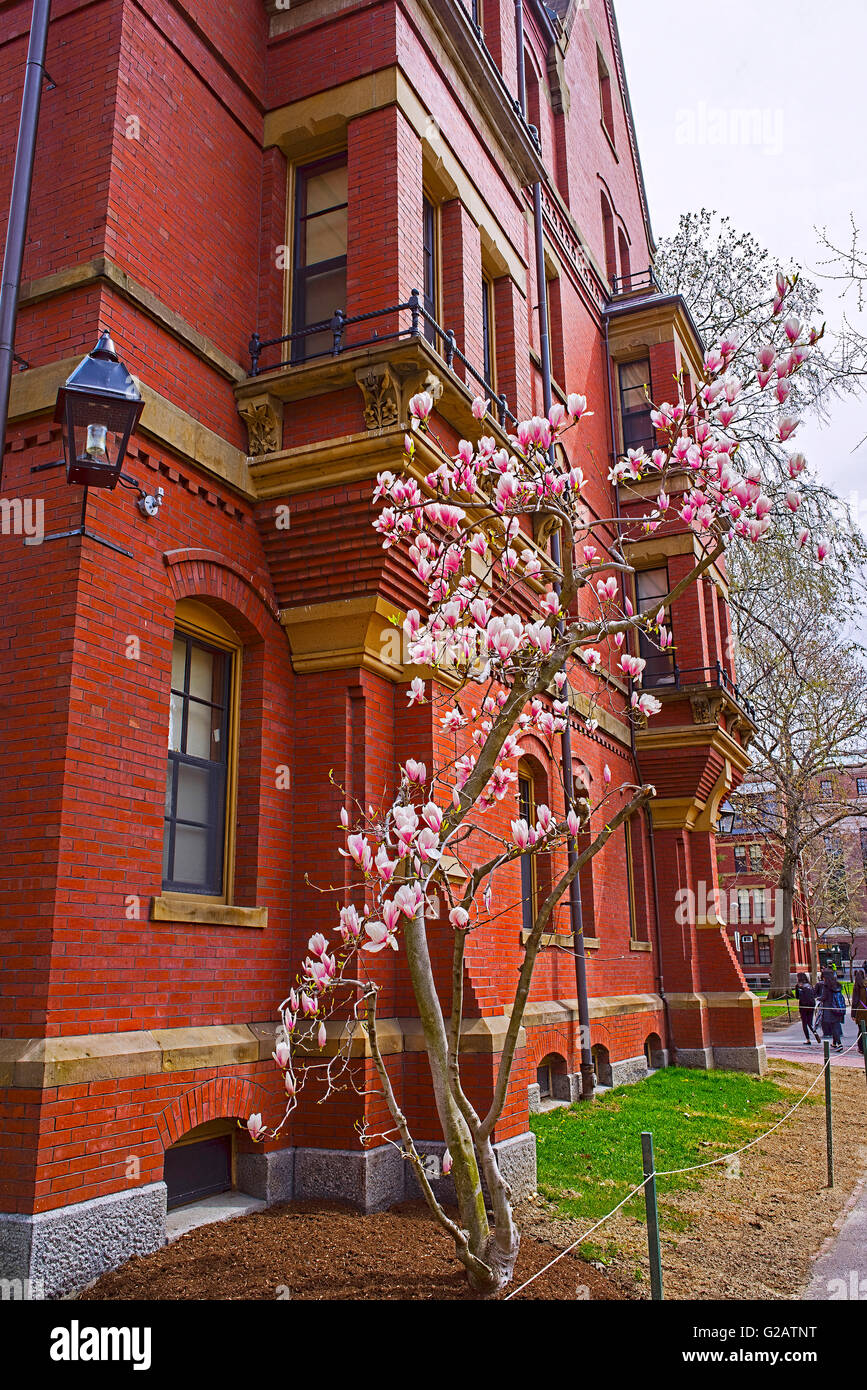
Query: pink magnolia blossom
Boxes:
[
  {"xmin": 407, "ymin": 677, "xmax": 425, "ymax": 706},
  {"xmin": 409, "ymin": 391, "xmax": 433, "ymax": 422},
  {"xmin": 510, "ymin": 818, "xmax": 531, "ymax": 850},
  {"xmin": 449, "ymin": 906, "xmax": 470, "ymax": 929},
  {"xmin": 247, "ymin": 1114, "xmax": 265, "ymax": 1141}
]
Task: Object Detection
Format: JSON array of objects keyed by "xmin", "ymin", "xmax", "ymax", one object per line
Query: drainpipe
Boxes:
[
  {"xmin": 603, "ymin": 312, "xmax": 674, "ymax": 1064},
  {"xmin": 532, "ymin": 179, "xmax": 594, "ymax": 1101},
  {"xmin": 0, "ymin": 0, "xmax": 52, "ymax": 486},
  {"xmin": 514, "ymin": 0, "xmax": 526, "ymax": 114}
]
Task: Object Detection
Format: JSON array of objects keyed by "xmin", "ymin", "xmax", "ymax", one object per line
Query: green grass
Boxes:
[
  {"xmin": 531, "ymin": 1067, "xmax": 788, "ymax": 1240},
  {"xmin": 760, "ymin": 1002, "xmax": 793, "ymax": 1020}
]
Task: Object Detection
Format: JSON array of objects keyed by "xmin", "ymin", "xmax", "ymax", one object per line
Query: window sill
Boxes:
[
  {"xmin": 521, "ymin": 930, "xmax": 600, "ymax": 949},
  {"xmin": 151, "ymin": 895, "xmax": 268, "ymax": 928},
  {"xmin": 630, "ymin": 939, "xmax": 652, "ymax": 952}
]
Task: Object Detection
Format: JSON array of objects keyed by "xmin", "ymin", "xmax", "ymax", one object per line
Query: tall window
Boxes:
[
  {"xmin": 733, "ymin": 846, "xmax": 747, "ymax": 874},
  {"xmin": 291, "ymin": 155, "xmax": 347, "ymax": 362},
  {"xmin": 749, "ymin": 843, "xmax": 763, "ymax": 872},
  {"xmin": 597, "ymin": 48, "xmax": 615, "ymax": 145},
  {"xmin": 601, "ymin": 192, "xmax": 616, "ymax": 285},
  {"xmin": 481, "ymin": 274, "xmax": 495, "ymax": 388},
  {"xmin": 518, "ymin": 770, "xmax": 537, "ymax": 934},
  {"xmin": 857, "ymin": 777, "xmax": 867, "ymax": 796},
  {"xmin": 757, "ymin": 934, "xmax": 772, "ymax": 966},
  {"xmin": 617, "ymin": 228, "xmax": 631, "ymax": 290},
  {"xmin": 741, "ymin": 933, "xmax": 755, "ymax": 964},
  {"xmin": 619, "ymin": 358, "xmax": 654, "ymax": 451},
  {"xmin": 737, "ymin": 889, "xmax": 751, "ymax": 924},
  {"xmin": 164, "ymin": 632, "xmax": 232, "ymax": 895},
  {"xmin": 635, "ymin": 567, "xmax": 675, "ymax": 687},
  {"xmin": 422, "ymin": 195, "xmax": 438, "ymax": 345}
]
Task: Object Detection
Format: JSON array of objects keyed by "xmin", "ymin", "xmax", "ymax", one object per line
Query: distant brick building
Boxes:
[
  {"xmin": 0, "ymin": 0, "xmax": 764, "ymax": 1294},
  {"xmin": 717, "ymin": 764, "xmax": 867, "ymax": 983}
]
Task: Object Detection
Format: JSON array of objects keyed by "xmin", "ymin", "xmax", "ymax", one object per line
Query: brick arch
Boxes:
[
  {"xmin": 527, "ymin": 1025, "xmax": 572, "ymax": 1071},
  {"xmin": 155, "ymin": 1077, "xmax": 269, "ymax": 1152},
  {"xmin": 163, "ymin": 547, "xmax": 280, "ymax": 642}
]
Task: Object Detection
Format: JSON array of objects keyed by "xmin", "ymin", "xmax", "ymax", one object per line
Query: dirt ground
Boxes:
[
  {"xmin": 519, "ymin": 1059, "xmax": 867, "ymax": 1300},
  {"xmin": 80, "ymin": 1059, "xmax": 865, "ymax": 1302},
  {"xmin": 80, "ymin": 1200, "xmax": 625, "ymax": 1302}
]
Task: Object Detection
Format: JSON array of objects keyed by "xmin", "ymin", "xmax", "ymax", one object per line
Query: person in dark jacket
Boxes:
[
  {"xmin": 795, "ymin": 972, "xmax": 820, "ymax": 1044},
  {"xmin": 817, "ymin": 969, "xmax": 845, "ymax": 1049},
  {"xmin": 852, "ymin": 969, "xmax": 867, "ymax": 1054}
]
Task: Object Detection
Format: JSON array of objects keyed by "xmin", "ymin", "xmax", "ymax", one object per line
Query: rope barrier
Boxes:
[{"xmin": 504, "ymin": 1034, "xmax": 861, "ymax": 1299}]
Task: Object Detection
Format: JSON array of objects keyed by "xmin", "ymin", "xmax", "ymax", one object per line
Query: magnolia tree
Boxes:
[{"xmin": 247, "ymin": 274, "xmax": 821, "ymax": 1294}]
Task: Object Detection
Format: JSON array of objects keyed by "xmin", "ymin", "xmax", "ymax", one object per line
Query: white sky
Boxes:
[{"xmin": 615, "ymin": 0, "xmax": 867, "ymax": 523}]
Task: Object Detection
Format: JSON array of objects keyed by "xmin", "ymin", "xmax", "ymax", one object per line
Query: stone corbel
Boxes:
[
  {"xmin": 533, "ymin": 512, "xmax": 562, "ymax": 549},
  {"xmin": 402, "ymin": 368, "xmax": 443, "ymax": 421},
  {"xmin": 238, "ymin": 392, "xmax": 283, "ymax": 457},
  {"xmin": 354, "ymin": 363, "xmax": 401, "ymax": 432},
  {"xmin": 690, "ymin": 692, "xmax": 724, "ymax": 727}
]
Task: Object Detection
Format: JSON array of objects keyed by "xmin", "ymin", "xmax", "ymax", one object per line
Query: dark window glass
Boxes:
[
  {"xmin": 598, "ymin": 48, "xmax": 614, "ymax": 143},
  {"xmin": 741, "ymin": 933, "xmax": 755, "ymax": 964},
  {"xmin": 857, "ymin": 778, "xmax": 867, "ymax": 796},
  {"xmin": 164, "ymin": 632, "xmax": 231, "ymax": 895},
  {"xmin": 292, "ymin": 156, "xmax": 347, "ymax": 362},
  {"xmin": 482, "ymin": 275, "xmax": 494, "ymax": 387},
  {"xmin": 734, "ymin": 846, "xmax": 747, "ymax": 874},
  {"xmin": 757, "ymin": 934, "xmax": 772, "ymax": 965},
  {"xmin": 423, "ymin": 196, "xmax": 437, "ymax": 345},
  {"xmin": 519, "ymin": 774, "xmax": 535, "ymax": 934},
  {"xmin": 749, "ymin": 843, "xmax": 762, "ymax": 872},
  {"xmin": 619, "ymin": 358, "xmax": 654, "ymax": 452},
  {"xmin": 635, "ymin": 566, "xmax": 675, "ymax": 687}
]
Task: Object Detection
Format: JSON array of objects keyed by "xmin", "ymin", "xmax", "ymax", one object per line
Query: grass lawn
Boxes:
[{"xmin": 531, "ymin": 1067, "xmax": 791, "ymax": 1260}]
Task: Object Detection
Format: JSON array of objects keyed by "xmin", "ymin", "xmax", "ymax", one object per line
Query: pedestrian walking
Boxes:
[
  {"xmin": 852, "ymin": 968, "xmax": 867, "ymax": 1054},
  {"xmin": 817, "ymin": 968, "xmax": 845, "ymax": 1050},
  {"xmin": 795, "ymin": 971, "xmax": 820, "ymax": 1044}
]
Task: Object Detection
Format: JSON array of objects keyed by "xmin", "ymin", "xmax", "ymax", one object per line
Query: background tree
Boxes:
[{"xmin": 728, "ymin": 534, "xmax": 867, "ymax": 995}]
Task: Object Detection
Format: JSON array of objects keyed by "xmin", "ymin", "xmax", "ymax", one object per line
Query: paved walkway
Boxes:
[
  {"xmin": 764, "ymin": 1012, "xmax": 866, "ymax": 1069},
  {"xmin": 805, "ymin": 1176, "xmax": 867, "ymax": 1299}
]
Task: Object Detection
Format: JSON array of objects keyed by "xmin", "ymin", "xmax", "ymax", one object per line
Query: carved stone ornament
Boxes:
[
  {"xmin": 690, "ymin": 692, "xmax": 724, "ymax": 726},
  {"xmin": 533, "ymin": 512, "xmax": 562, "ymax": 548},
  {"xmin": 403, "ymin": 368, "xmax": 444, "ymax": 418},
  {"xmin": 355, "ymin": 364, "xmax": 400, "ymax": 431},
  {"xmin": 238, "ymin": 393, "xmax": 283, "ymax": 456}
]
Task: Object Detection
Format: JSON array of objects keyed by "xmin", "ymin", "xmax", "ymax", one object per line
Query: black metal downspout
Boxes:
[
  {"xmin": 532, "ymin": 180, "xmax": 595, "ymax": 1100},
  {"xmin": 603, "ymin": 312, "xmax": 674, "ymax": 1064},
  {"xmin": 514, "ymin": 0, "xmax": 526, "ymax": 115},
  {"xmin": 0, "ymin": 0, "xmax": 51, "ymax": 487}
]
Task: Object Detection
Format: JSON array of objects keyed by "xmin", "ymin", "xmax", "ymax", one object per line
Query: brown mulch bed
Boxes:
[
  {"xmin": 80, "ymin": 1200, "xmax": 627, "ymax": 1301},
  {"xmin": 519, "ymin": 1059, "xmax": 867, "ymax": 1301}
]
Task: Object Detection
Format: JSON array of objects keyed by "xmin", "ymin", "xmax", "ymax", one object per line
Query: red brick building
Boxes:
[
  {"xmin": 0, "ymin": 0, "xmax": 764, "ymax": 1295},
  {"xmin": 717, "ymin": 765, "xmax": 867, "ymax": 984}
]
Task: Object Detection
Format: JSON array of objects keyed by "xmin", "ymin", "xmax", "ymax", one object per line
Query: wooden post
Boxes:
[
  {"xmin": 641, "ymin": 1131, "xmax": 663, "ymax": 1300},
  {"xmin": 823, "ymin": 1039, "xmax": 834, "ymax": 1187}
]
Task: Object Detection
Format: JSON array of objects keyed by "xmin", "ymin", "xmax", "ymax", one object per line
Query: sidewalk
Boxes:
[
  {"xmin": 764, "ymin": 1012, "xmax": 866, "ymax": 1069},
  {"xmin": 804, "ymin": 1175, "xmax": 867, "ymax": 1300}
]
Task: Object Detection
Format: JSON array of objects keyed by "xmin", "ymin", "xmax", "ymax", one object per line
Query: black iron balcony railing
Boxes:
[
  {"xmin": 645, "ymin": 659, "xmax": 757, "ymax": 723},
  {"xmin": 609, "ymin": 268, "xmax": 659, "ymax": 297},
  {"xmin": 248, "ymin": 289, "xmax": 518, "ymax": 428}
]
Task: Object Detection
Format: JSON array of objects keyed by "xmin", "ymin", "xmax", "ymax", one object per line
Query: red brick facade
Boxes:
[{"xmin": 0, "ymin": 0, "xmax": 764, "ymax": 1291}]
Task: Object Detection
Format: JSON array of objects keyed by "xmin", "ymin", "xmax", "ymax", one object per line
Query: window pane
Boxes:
[
  {"xmin": 173, "ymin": 825, "xmax": 209, "ymax": 887},
  {"xmin": 169, "ymin": 693, "xmax": 184, "ymax": 751},
  {"xmin": 304, "ymin": 163, "xmax": 347, "ymax": 216},
  {"xmin": 303, "ymin": 206, "xmax": 348, "ymax": 267},
  {"xmin": 636, "ymin": 568, "xmax": 668, "ymax": 602},
  {"xmin": 186, "ymin": 700, "xmax": 215, "ymax": 759},
  {"xmin": 188, "ymin": 645, "xmax": 219, "ymax": 702},
  {"xmin": 301, "ymin": 265, "xmax": 347, "ymax": 331},
  {"xmin": 176, "ymin": 762, "xmax": 211, "ymax": 824},
  {"xmin": 620, "ymin": 360, "xmax": 650, "ymax": 393},
  {"xmin": 171, "ymin": 637, "xmax": 187, "ymax": 691},
  {"xmin": 165, "ymin": 765, "xmax": 175, "ymax": 816}
]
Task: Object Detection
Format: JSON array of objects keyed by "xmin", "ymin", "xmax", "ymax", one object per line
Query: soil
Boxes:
[
  {"xmin": 80, "ymin": 1059, "xmax": 866, "ymax": 1303},
  {"xmin": 80, "ymin": 1200, "xmax": 626, "ymax": 1302},
  {"xmin": 520, "ymin": 1059, "xmax": 867, "ymax": 1300}
]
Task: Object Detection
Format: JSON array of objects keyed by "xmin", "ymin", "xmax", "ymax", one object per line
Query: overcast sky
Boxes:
[{"xmin": 616, "ymin": 0, "xmax": 867, "ymax": 525}]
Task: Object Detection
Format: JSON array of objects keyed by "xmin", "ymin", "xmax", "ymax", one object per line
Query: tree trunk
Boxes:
[
  {"xmin": 403, "ymin": 908, "xmax": 514, "ymax": 1294},
  {"xmin": 768, "ymin": 853, "xmax": 796, "ymax": 998}
]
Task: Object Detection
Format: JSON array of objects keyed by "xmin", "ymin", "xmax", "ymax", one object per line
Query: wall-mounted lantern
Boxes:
[{"xmin": 55, "ymin": 331, "xmax": 143, "ymax": 489}]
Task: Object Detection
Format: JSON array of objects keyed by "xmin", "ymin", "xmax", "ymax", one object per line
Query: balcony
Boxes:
[
  {"xmin": 645, "ymin": 659, "xmax": 757, "ymax": 725},
  {"xmin": 608, "ymin": 267, "xmax": 660, "ymax": 302}
]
